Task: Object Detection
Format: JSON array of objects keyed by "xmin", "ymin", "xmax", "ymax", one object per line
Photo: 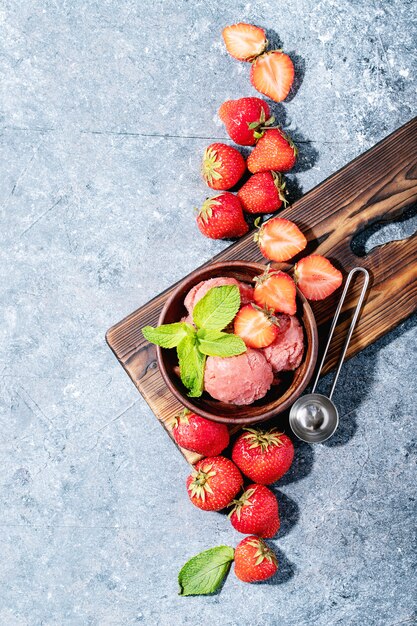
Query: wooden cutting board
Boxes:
[{"xmin": 106, "ymin": 118, "xmax": 417, "ymax": 464}]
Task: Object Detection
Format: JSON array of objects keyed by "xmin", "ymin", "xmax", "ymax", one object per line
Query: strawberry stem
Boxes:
[{"xmin": 242, "ymin": 427, "xmax": 285, "ymax": 451}]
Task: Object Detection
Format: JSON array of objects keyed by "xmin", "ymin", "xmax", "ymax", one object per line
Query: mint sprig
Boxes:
[
  {"xmin": 142, "ymin": 322, "xmax": 193, "ymax": 348},
  {"xmin": 193, "ymin": 284, "xmax": 241, "ymax": 330},
  {"xmin": 178, "ymin": 545, "xmax": 235, "ymax": 596},
  {"xmin": 177, "ymin": 334, "xmax": 206, "ymax": 397},
  {"xmin": 141, "ymin": 285, "xmax": 246, "ymax": 397},
  {"xmin": 197, "ymin": 328, "xmax": 246, "ymax": 357}
]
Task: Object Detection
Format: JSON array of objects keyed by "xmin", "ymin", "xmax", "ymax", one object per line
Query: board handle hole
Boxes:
[{"xmin": 350, "ymin": 202, "xmax": 417, "ymax": 257}]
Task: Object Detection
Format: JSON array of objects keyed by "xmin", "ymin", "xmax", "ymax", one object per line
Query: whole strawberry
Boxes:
[
  {"xmin": 229, "ymin": 484, "xmax": 280, "ymax": 538},
  {"xmin": 218, "ymin": 97, "xmax": 273, "ymax": 146},
  {"xmin": 186, "ymin": 456, "xmax": 243, "ymax": 511},
  {"xmin": 202, "ymin": 143, "xmax": 246, "ymax": 190},
  {"xmin": 234, "ymin": 536, "xmax": 278, "ymax": 583},
  {"xmin": 238, "ymin": 171, "xmax": 287, "ymax": 214},
  {"xmin": 232, "ymin": 427, "xmax": 294, "ymax": 484},
  {"xmin": 197, "ymin": 193, "xmax": 249, "ymax": 240},
  {"xmin": 171, "ymin": 408, "xmax": 230, "ymax": 456},
  {"xmin": 247, "ymin": 128, "xmax": 297, "ymax": 173}
]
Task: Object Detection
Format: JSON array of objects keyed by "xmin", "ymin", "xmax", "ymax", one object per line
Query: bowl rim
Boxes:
[{"xmin": 156, "ymin": 260, "xmax": 318, "ymax": 425}]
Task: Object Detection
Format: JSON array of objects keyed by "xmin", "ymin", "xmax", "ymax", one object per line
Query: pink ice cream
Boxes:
[
  {"xmin": 204, "ymin": 348, "xmax": 273, "ymax": 405},
  {"xmin": 180, "ymin": 314, "xmax": 194, "ymax": 325},
  {"xmin": 262, "ymin": 315, "xmax": 304, "ymax": 373},
  {"xmin": 238, "ymin": 281, "xmax": 254, "ymax": 306},
  {"xmin": 184, "ymin": 277, "xmax": 253, "ymax": 315}
]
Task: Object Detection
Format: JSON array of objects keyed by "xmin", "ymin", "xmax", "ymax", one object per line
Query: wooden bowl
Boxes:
[{"xmin": 157, "ymin": 261, "xmax": 318, "ymax": 425}]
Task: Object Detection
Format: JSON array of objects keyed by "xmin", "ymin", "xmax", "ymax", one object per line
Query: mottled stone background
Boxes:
[{"xmin": 1, "ymin": 1, "xmax": 416, "ymax": 624}]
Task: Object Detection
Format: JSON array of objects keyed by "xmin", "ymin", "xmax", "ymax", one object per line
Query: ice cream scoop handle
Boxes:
[{"xmin": 311, "ymin": 267, "xmax": 370, "ymax": 400}]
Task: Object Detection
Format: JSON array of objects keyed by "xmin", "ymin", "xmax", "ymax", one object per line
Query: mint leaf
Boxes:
[
  {"xmin": 197, "ymin": 329, "xmax": 247, "ymax": 357},
  {"xmin": 178, "ymin": 546, "xmax": 234, "ymax": 596},
  {"xmin": 177, "ymin": 335, "xmax": 206, "ymax": 397},
  {"xmin": 142, "ymin": 323, "xmax": 193, "ymax": 349},
  {"xmin": 192, "ymin": 285, "xmax": 241, "ymax": 331}
]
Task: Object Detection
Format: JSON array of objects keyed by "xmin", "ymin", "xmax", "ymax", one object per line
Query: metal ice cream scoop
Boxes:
[{"xmin": 290, "ymin": 267, "xmax": 370, "ymax": 443}]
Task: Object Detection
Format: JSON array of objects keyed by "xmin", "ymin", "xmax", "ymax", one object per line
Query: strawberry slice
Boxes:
[
  {"xmin": 234, "ymin": 304, "xmax": 278, "ymax": 349},
  {"xmin": 294, "ymin": 255, "xmax": 343, "ymax": 301},
  {"xmin": 254, "ymin": 268, "xmax": 297, "ymax": 315},
  {"xmin": 251, "ymin": 51, "xmax": 295, "ymax": 102},
  {"xmin": 254, "ymin": 217, "xmax": 307, "ymax": 263},
  {"xmin": 222, "ymin": 23, "xmax": 266, "ymax": 62}
]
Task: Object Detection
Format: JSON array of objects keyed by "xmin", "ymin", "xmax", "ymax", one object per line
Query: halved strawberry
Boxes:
[
  {"xmin": 254, "ymin": 217, "xmax": 307, "ymax": 263},
  {"xmin": 294, "ymin": 255, "xmax": 343, "ymax": 301},
  {"xmin": 234, "ymin": 304, "xmax": 279, "ymax": 349},
  {"xmin": 254, "ymin": 268, "xmax": 297, "ymax": 315},
  {"xmin": 222, "ymin": 23, "xmax": 266, "ymax": 62},
  {"xmin": 251, "ymin": 51, "xmax": 295, "ymax": 102}
]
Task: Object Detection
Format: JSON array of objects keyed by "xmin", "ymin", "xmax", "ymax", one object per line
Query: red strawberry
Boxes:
[
  {"xmin": 254, "ymin": 267, "xmax": 297, "ymax": 315},
  {"xmin": 294, "ymin": 255, "xmax": 343, "ymax": 301},
  {"xmin": 170, "ymin": 408, "xmax": 230, "ymax": 456},
  {"xmin": 234, "ymin": 536, "xmax": 278, "ymax": 583},
  {"xmin": 218, "ymin": 97, "xmax": 273, "ymax": 146},
  {"xmin": 186, "ymin": 456, "xmax": 243, "ymax": 511},
  {"xmin": 247, "ymin": 128, "xmax": 297, "ymax": 173},
  {"xmin": 202, "ymin": 143, "xmax": 246, "ymax": 190},
  {"xmin": 197, "ymin": 193, "xmax": 248, "ymax": 240},
  {"xmin": 222, "ymin": 23, "xmax": 266, "ymax": 62},
  {"xmin": 234, "ymin": 304, "xmax": 280, "ymax": 349},
  {"xmin": 232, "ymin": 427, "xmax": 294, "ymax": 484},
  {"xmin": 251, "ymin": 51, "xmax": 295, "ymax": 102},
  {"xmin": 238, "ymin": 171, "xmax": 287, "ymax": 214},
  {"xmin": 229, "ymin": 484, "xmax": 280, "ymax": 538},
  {"xmin": 254, "ymin": 217, "xmax": 307, "ymax": 262}
]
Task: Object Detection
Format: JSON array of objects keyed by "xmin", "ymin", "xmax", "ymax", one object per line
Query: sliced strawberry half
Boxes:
[
  {"xmin": 254, "ymin": 268, "xmax": 297, "ymax": 315},
  {"xmin": 222, "ymin": 23, "xmax": 267, "ymax": 62},
  {"xmin": 251, "ymin": 51, "xmax": 295, "ymax": 102},
  {"xmin": 254, "ymin": 217, "xmax": 307, "ymax": 263},
  {"xmin": 294, "ymin": 255, "xmax": 343, "ymax": 301},
  {"xmin": 234, "ymin": 304, "xmax": 278, "ymax": 349}
]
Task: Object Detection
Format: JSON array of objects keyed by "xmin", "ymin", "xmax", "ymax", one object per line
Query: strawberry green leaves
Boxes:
[
  {"xmin": 178, "ymin": 546, "xmax": 235, "ymax": 596},
  {"xmin": 193, "ymin": 284, "xmax": 241, "ymax": 330},
  {"xmin": 142, "ymin": 285, "xmax": 246, "ymax": 397}
]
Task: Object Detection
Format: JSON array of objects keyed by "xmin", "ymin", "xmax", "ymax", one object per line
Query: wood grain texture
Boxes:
[{"xmin": 106, "ymin": 118, "xmax": 417, "ymax": 465}]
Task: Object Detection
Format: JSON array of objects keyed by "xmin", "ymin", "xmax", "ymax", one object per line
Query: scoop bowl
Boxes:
[{"xmin": 157, "ymin": 260, "xmax": 318, "ymax": 425}]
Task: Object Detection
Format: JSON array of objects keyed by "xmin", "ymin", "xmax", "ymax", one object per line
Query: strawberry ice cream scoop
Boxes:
[
  {"xmin": 204, "ymin": 348, "xmax": 273, "ymax": 405},
  {"xmin": 238, "ymin": 281, "xmax": 254, "ymax": 305},
  {"xmin": 262, "ymin": 315, "xmax": 304, "ymax": 373},
  {"xmin": 184, "ymin": 277, "xmax": 253, "ymax": 314}
]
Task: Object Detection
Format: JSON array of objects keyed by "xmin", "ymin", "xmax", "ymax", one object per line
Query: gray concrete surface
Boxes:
[{"xmin": 1, "ymin": 1, "xmax": 416, "ymax": 624}]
